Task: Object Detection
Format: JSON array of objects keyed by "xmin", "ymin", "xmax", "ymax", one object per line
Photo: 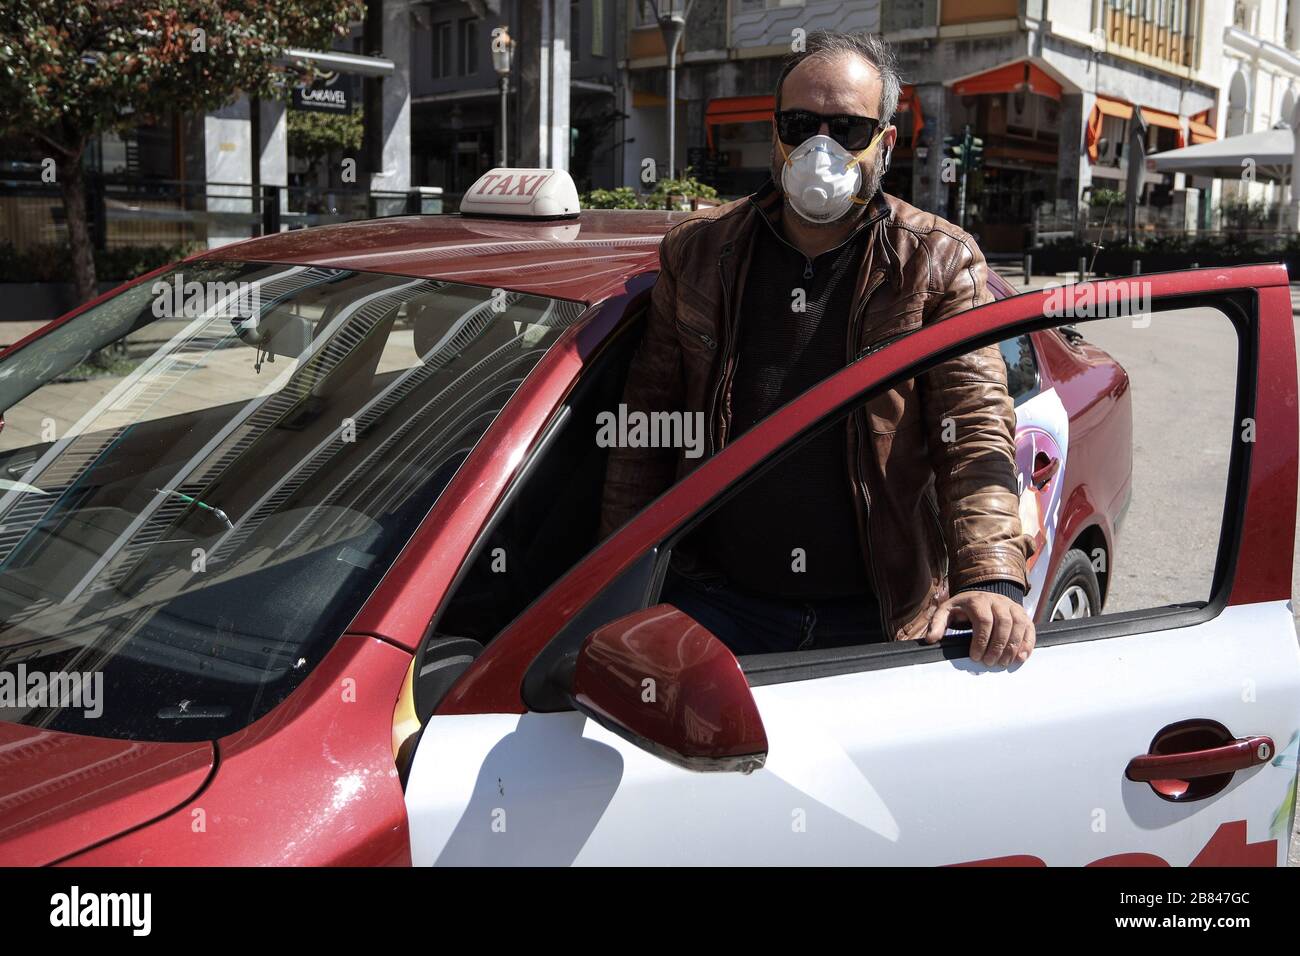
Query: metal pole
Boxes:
[
  {"xmin": 659, "ymin": 14, "xmax": 686, "ymax": 182},
  {"xmin": 499, "ymin": 74, "xmax": 509, "ymax": 166},
  {"xmin": 957, "ymin": 124, "xmax": 971, "ymax": 230}
]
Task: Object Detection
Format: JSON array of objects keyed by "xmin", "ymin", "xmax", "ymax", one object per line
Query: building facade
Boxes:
[
  {"xmin": 8, "ymin": 2, "xmax": 1300, "ymax": 258},
  {"xmin": 614, "ymin": 1, "xmax": 1300, "ymax": 251}
]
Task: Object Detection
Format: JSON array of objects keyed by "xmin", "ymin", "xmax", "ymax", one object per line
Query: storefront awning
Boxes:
[
  {"xmin": 705, "ymin": 95, "xmax": 775, "ymax": 149},
  {"xmin": 1094, "ymin": 95, "xmax": 1133, "ymax": 121},
  {"xmin": 1086, "ymin": 95, "xmax": 1187, "ymax": 161},
  {"xmin": 1189, "ymin": 110, "xmax": 1217, "ymax": 144},
  {"xmin": 951, "ymin": 61, "xmax": 1062, "ymax": 100},
  {"xmin": 1086, "ymin": 96, "xmax": 1130, "ymax": 162}
]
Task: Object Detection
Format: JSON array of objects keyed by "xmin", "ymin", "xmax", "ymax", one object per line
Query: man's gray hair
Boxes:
[{"xmin": 774, "ymin": 32, "xmax": 902, "ymax": 125}]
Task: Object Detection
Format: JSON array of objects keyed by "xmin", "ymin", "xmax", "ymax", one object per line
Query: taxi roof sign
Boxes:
[{"xmin": 459, "ymin": 167, "xmax": 581, "ymax": 220}]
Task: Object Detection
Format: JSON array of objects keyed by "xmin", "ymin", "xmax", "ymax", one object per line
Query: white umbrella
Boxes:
[{"xmin": 1148, "ymin": 126, "xmax": 1293, "ymax": 183}]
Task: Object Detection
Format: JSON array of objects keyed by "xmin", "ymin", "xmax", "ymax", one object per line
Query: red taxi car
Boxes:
[{"xmin": 0, "ymin": 168, "xmax": 1294, "ymax": 866}]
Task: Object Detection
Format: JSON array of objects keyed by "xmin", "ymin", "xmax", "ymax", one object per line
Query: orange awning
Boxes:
[
  {"xmin": 1094, "ymin": 95, "xmax": 1134, "ymax": 121},
  {"xmin": 952, "ymin": 60, "xmax": 1062, "ymax": 100},
  {"xmin": 895, "ymin": 84, "xmax": 925, "ymax": 138},
  {"xmin": 705, "ymin": 95, "xmax": 775, "ymax": 148},
  {"xmin": 1086, "ymin": 96, "xmax": 1132, "ymax": 162},
  {"xmin": 1086, "ymin": 96, "xmax": 1190, "ymax": 161},
  {"xmin": 1189, "ymin": 109, "xmax": 1217, "ymax": 144},
  {"xmin": 1140, "ymin": 105, "xmax": 1186, "ymax": 148}
]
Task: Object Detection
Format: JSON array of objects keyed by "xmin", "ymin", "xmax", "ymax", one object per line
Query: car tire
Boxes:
[{"xmin": 1044, "ymin": 548, "xmax": 1102, "ymax": 622}]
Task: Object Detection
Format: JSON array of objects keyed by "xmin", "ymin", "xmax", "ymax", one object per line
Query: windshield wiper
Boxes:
[{"xmin": 153, "ymin": 489, "xmax": 235, "ymax": 530}]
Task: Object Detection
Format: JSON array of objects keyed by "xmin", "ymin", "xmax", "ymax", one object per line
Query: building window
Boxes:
[
  {"xmin": 1105, "ymin": 0, "xmax": 1195, "ymax": 66},
  {"xmin": 592, "ymin": 0, "xmax": 606, "ymax": 56},
  {"xmin": 458, "ymin": 18, "xmax": 479, "ymax": 76},
  {"xmin": 570, "ymin": 1, "xmax": 580, "ymax": 57},
  {"xmin": 433, "ymin": 21, "xmax": 451, "ymax": 78}
]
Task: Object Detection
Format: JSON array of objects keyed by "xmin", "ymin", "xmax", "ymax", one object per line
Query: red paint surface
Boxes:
[
  {"xmin": 204, "ymin": 210, "xmax": 684, "ymax": 303},
  {"xmin": 1228, "ymin": 282, "xmax": 1299, "ymax": 606},
  {"xmin": 574, "ymin": 605, "xmax": 767, "ymax": 765},
  {"xmin": 60, "ymin": 635, "xmax": 412, "ymax": 866},
  {"xmin": 951, "ymin": 820, "xmax": 1276, "ymax": 866},
  {"xmin": 0, "ymin": 724, "xmax": 213, "ymax": 866}
]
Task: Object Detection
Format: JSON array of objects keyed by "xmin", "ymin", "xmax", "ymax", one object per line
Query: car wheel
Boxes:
[{"xmin": 1045, "ymin": 548, "xmax": 1102, "ymax": 622}]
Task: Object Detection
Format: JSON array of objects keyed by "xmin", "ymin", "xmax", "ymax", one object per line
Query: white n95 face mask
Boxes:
[{"xmin": 778, "ymin": 128, "xmax": 885, "ymax": 224}]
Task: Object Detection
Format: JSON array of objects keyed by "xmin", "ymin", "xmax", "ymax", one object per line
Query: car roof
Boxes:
[{"xmin": 203, "ymin": 209, "xmax": 692, "ymax": 303}]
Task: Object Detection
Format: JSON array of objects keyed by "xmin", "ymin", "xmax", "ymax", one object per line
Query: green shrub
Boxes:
[
  {"xmin": 1087, "ymin": 188, "xmax": 1126, "ymax": 208},
  {"xmin": 581, "ymin": 187, "xmax": 650, "ymax": 209},
  {"xmin": 581, "ymin": 170, "xmax": 720, "ymax": 210}
]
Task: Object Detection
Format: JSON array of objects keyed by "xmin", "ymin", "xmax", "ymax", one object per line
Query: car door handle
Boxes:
[
  {"xmin": 1030, "ymin": 453, "xmax": 1059, "ymax": 489},
  {"xmin": 1126, "ymin": 735, "xmax": 1273, "ymax": 783}
]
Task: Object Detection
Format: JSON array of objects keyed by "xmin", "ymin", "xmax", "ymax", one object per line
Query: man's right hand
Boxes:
[{"xmin": 922, "ymin": 591, "xmax": 1036, "ymax": 666}]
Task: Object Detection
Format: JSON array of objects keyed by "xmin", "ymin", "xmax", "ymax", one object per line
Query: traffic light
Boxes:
[
  {"xmin": 943, "ymin": 134, "xmax": 964, "ymax": 168},
  {"xmin": 967, "ymin": 136, "xmax": 985, "ymax": 173}
]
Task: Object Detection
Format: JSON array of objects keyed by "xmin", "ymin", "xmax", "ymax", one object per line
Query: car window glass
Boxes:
[
  {"xmin": 512, "ymin": 303, "xmax": 1241, "ymax": 679},
  {"xmin": 0, "ymin": 262, "xmax": 584, "ymax": 740}
]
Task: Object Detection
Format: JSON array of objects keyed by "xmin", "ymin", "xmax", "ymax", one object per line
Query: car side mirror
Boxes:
[{"xmin": 567, "ymin": 604, "xmax": 768, "ymax": 773}]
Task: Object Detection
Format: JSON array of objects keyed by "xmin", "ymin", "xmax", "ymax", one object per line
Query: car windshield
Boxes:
[{"xmin": 0, "ymin": 261, "xmax": 584, "ymax": 741}]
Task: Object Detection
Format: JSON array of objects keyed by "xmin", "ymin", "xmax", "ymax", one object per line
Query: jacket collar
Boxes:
[{"xmin": 748, "ymin": 179, "xmax": 898, "ymax": 284}]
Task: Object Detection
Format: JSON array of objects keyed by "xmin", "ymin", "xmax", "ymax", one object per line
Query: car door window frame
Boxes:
[{"xmin": 429, "ymin": 273, "xmax": 1279, "ymax": 718}]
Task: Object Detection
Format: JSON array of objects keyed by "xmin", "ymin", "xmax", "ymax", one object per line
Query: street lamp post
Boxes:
[
  {"xmin": 493, "ymin": 27, "xmax": 513, "ymax": 167},
  {"xmin": 654, "ymin": 1, "xmax": 692, "ymax": 182},
  {"xmin": 657, "ymin": 12, "xmax": 685, "ymax": 181}
]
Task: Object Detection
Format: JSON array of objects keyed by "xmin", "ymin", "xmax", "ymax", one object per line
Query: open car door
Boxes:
[{"xmin": 403, "ymin": 264, "xmax": 1300, "ymax": 866}]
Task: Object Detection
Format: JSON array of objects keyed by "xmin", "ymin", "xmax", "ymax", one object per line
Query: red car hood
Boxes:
[{"xmin": 0, "ymin": 722, "xmax": 213, "ymax": 866}]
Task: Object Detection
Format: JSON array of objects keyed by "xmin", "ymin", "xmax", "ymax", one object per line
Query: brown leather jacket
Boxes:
[{"xmin": 599, "ymin": 181, "xmax": 1033, "ymax": 641}]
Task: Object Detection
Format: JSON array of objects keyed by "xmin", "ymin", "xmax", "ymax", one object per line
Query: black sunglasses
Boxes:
[{"xmin": 775, "ymin": 109, "xmax": 882, "ymax": 151}]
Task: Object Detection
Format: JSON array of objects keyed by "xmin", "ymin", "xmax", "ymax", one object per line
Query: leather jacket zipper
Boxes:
[
  {"xmin": 707, "ymin": 249, "xmax": 737, "ymax": 455},
  {"xmin": 849, "ymin": 268, "xmax": 892, "ymax": 640},
  {"xmin": 676, "ymin": 317, "xmax": 717, "ymax": 350}
]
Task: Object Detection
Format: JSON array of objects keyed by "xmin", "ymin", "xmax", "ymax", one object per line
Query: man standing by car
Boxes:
[{"xmin": 599, "ymin": 31, "xmax": 1035, "ymax": 666}]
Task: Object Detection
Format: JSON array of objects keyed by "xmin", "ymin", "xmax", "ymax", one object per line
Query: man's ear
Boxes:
[{"xmin": 882, "ymin": 124, "xmax": 898, "ymax": 172}]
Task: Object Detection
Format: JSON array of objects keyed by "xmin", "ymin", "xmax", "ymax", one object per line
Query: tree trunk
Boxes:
[
  {"xmin": 59, "ymin": 147, "xmax": 97, "ymax": 305},
  {"xmin": 58, "ymin": 145, "xmax": 113, "ymax": 368}
]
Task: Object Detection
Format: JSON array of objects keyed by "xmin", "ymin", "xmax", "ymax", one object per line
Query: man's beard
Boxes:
[{"xmin": 772, "ymin": 143, "xmax": 886, "ymax": 230}]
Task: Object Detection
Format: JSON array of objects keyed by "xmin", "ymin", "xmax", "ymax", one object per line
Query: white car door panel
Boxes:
[
  {"xmin": 407, "ymin": 601, "xmax": 1299, "ymax": 866},
  {"xmin": 403, "ymin": 269, "xmax": 1300, "ymax": 866}
]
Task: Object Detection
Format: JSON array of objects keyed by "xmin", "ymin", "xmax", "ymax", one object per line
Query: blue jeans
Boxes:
[{"xmin": 660, "ymin": 569, "xmax": 886, "ymax": 656}]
